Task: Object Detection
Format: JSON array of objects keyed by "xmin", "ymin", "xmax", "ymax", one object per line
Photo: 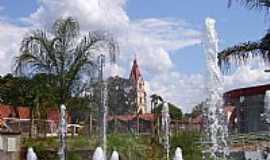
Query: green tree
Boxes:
[
  {"xmin": 29, "ymin": 73, "xmax": 58, "ymax": 138},
  {"xmin": 150, "ymin": 94, "xmax": 164, "ymax": 113},
  {"xmin": 15, "ymin": 17, "xmax": 118, "ymax": 108},
  {"xmin": 0, "ymin": 73, "xmax": 58, "ymax": 137},
  {"xmin": 190, "ymin": 101, "xmax": 206, "ymax": 118},
  {"xmin": 0, "ymin": 74, "xmax": 33, "ymax": 117},
  {"xmin": 153, "ymin": 103, "xmax": 183, "ymax": 120}
]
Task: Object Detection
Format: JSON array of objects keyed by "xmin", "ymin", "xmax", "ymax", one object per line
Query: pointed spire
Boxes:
[{"xmin": 129, "ymin": 55, "xmax": 142, "ymax": 83}]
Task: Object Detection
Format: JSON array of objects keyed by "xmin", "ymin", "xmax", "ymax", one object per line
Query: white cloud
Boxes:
[
  {"xmin": 0, "ymin": 21, "xmax": 28, "ymax": 74},
  {"xmin": 224, "ymin": 58, "xmax": 270, "ymax": 91},
  {"xmin": 22, "ymin": 0, "xmax": 129, "ymax": 33},
  {"xmin": 1, "ymin": 0, "xmax": 269, "ymax": 113},
  {"xmin": 148, "ymin": 72, "xmax": 206, "ymax": 113},
  {"xmin": 136, "ymin": 47, "xmax": 173, "ymax": 73},
  {"xmin": 126, "ymin": 18, "xmax": 201, "ymax": 51},
  {"xmin": 0, "ymin": 0, "xmax": 205, "ymax": 113}
]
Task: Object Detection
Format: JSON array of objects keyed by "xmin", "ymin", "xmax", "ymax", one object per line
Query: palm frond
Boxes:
[
  {"xmin": 228, "ymin": 0, "xmax": 270, "ymax": 9},
  {"xmin": 53, "ymin": 17, "xmax": 79, "ymax": 43},
  {"xmin": 15, "ymin": 17, "xmax": 119, "ymax": 104},
  {"xmin": 218, "ymin": 32, "xmax": 270, "ymax": 70}
]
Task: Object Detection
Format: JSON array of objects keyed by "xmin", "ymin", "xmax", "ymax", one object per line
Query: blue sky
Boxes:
[
  {"xmin": 0, "ymin": 0, "xmax": 269, "ymax": 112},
  {"xmin": 127, "ymin": 0, "xmax": 267, "ymax": 73},
  {"xmin": 0, "ymin": 0, "xmax": 267, "ymax": 73}
]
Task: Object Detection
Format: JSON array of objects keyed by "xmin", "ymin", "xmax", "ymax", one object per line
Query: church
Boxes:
[{"xmin": 93, "ymin": 57, "xmax": 148, "ymax": 116}]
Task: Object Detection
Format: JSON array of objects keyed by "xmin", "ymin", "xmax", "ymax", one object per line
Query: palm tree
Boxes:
[
  {"xmin": 227, "ymin": 0, "xmax": 270, "ymax": 9},
  {"xmin": 15, "ymin": 17, "xmax": 118, "ymax": 160},
  {"xmin": 150, "ymin": 94, "xmax": 164, "ymax": 113},
  {"xmin": 218, "ymin": 32, "xmax": 270, "ymax": 67},
  {"xmin": 218, "ymin": 0, "xmax": 270, "ymax": 67},
  {"xmin": 15, "ymin": 17, "xmax": 118, "ymax": 108}
]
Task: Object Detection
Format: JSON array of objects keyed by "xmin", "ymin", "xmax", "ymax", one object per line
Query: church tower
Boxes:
[{"xmin": 129, "ymin": 58, "xmax": 147, "ymax": 114}]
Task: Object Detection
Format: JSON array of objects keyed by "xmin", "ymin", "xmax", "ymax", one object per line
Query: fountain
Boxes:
[
  {"xmin": 102, "ymin": 82, "xmax": 108, "ymax": 159},
  {"xmin": 98, "ymin": 54, "xmax": 108, "ymax": 159},
  {"xmin": 162, "ymin": 102, "xmax": 171, "ymax": 160},
  {"xmin": 58, "ymin": 104, "xmax": 67, "ymax": 160},
  {"xmin": 93, "ymin": 147, "xmax": 106, "ymax": 160},
  {"xmin": 203, "ymin": 17, "xmax": 228, "ymax": 159},
  {"xmin": 173, "ymin": 147, "xmax": 184, "ymax": 160},
  {"xmin": 26, "ymin": 147, "xmax": 37, "ymax": 160},
  {"xmin": 110, "ymin": 151, "xmax": 120, "ymax": 160},
  {"xmin": 263, "ymin": 90, "xmax": 270, "ymax": 125}
]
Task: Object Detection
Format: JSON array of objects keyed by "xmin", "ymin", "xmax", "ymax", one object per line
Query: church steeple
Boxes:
[
  {"xmin": 129, "ymin": 57, "xmax": 142, "ymax": 83},
  {"xmin": 129, "ymin": 56, "xmax": 147, "ymax": 114}
]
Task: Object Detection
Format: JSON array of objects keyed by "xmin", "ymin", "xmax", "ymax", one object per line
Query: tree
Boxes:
[
  {"xmin": 153, "ymin": 103, "xmax": 183, "ymax": 120},
  {"xmin": 218, "ymin": 32, "xmax": 270, "ymax": 67},
  {"xmin": 228, "ymin": 0, "xmax": 270, "ymax": 9},
  {"xmin": 15, "ymin": 17, "xmax": 118, "ymax": 159},
  {"xmin": 15, "ymin": 17, "xmax": 118, "ymax": 108},
  {"xmin": 0, "ymin": 74, "xmax": 33, "ymax": 117},
  {"xmin": 29, "ymin": 73, "xmax": 58, "ymax": 138},
  {"xmin": 150, "ymin": 94, "xmax": 164, "ymax": 113},
  {"xmin": 218, "ymin": 1, "xmax": 270, "ymax": 67},
  {"xmin": 190, "ymin": 101, "xmax": 206, "ymax": 118},
  {"xmin": 0, "ymin": 73, "xmax": 58, "ymax": 137}
]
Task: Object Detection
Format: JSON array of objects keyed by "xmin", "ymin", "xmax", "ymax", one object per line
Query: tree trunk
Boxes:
[
  {"xmin": 43, "ymin": 119, "xmax": 47, "ymax": 138},
  {"xmin": 89, "ymin": 113, "xmax": 93, "ymax": 137}
]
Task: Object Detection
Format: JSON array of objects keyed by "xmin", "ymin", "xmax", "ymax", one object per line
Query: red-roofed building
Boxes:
[
  {"xmin": 224, "ymin": 84, "xmax": 270, "ymax": 133},
  {"xmin": 0, "ymin": 104, "xmax": 64, "ymax": 125},
  {"xmin": 17, "ymin": 107, "xmax": 30, "ymax": 119},
  {"xmin": 0, "ymin": 104, "xmax": 30, "ymax": 120}
]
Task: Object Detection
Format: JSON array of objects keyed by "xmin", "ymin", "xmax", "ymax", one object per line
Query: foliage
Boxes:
[
  {"xmin": 15, "ymin": 17, "xmax": 118, "ymax": 106},
  {"xmin": 0, "ymin": 74, "xmax": 33, "ymax": 108},
  {"xmin": 228, "ymin": 0, "xmax": 270, "ymax": 10},
  {"xmin": 219, "ymin": 0, "xmax": 270, "ymax": 70},
  {"xmin": 22, "ymin": 131, "xmax": 206, "ymax": 160},
  {"xmin": 218, "ymin": 32, "xmax": 270, "ymax": 69},
  {"xmin": 89, "ymin": 76, "xmax": 137, "ymax": 116},
  {"xmin": 153, "ymin": 103, "xmax": 183, "ymax": 119},
  {"xmin": 150, "ymin": 94, "xmax": 164, "ymax": 112},
  {"xmin": 170, "ymin": 131, "xmax": 203, "ymax": 160},
  {"xmin": 190, "ymin": 101, "xmax": 206, "ymax": 118},
  {"xmin": 107, "ymin": 133, "xmax": 165, "ymax": 160}
]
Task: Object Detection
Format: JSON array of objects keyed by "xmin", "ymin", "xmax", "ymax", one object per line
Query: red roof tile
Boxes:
[
  {"xmin": 108, "ymin": 113, "xmax": 156, "ymax": 122},
  {"xmin": 17, "ymin": 107, "xmax": 30, "ymax": 119},
  {"xmin": 0, "ymin": 104, "xmax": 30, "ymax": 119},
  {"xmin": 0, "ymin": 104, "xmax": 12, "ymax": 119}
]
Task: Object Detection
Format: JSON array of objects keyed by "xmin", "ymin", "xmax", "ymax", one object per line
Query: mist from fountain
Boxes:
[
  {"xmin": 203, "ymin": 17, "xmax": 229, "ymax": 159},
  {"xmin": 27, "ymin": 147, "xmax": 37, "ymax": 160},
  {"xmin": 162, "ymin": 102, "xmax": 171, "ymax": 160},
  {"xmin": 93, "ymin": 147, "xmax": 106, "ymax": 160},
  {"xmin": 102, "ymin": 81, "xmax": 108, "ymax": 158},
  {"xmin": 173, "ymin": 147, "xmax": 184, "ymax": 160},
  {"xmin": 58, "ymin": 104, "xmax": 67, "ymax": 160},
  {"xmin": 110, "ymin": 151, "xmax": 120, "ymax": 160},
  {"xmin": 263, "ymin": 90, "xmax": 270, "ymax": 125}
]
